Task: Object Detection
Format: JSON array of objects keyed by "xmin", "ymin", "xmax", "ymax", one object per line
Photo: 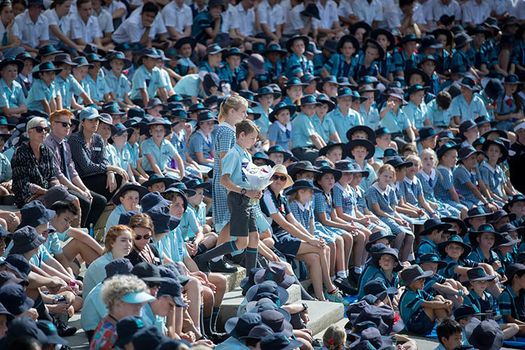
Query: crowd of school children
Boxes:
[{"xmin": 2, "ymin": 0, "xmax": 525, "ymax": 349}]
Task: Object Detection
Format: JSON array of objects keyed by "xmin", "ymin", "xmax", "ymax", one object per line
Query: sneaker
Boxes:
[
  {"xmin": 193, "ymin": 255, "xmax": 211, "ymax": 273},
  {"xmin": 347, "ymin": 270, "xmax": 360, "ymax": 289},
  {"xmin": 209, "ymin": 259, "xmax": 237, "ymax": 273},
  {"xmin": 324, "ymin": 289, "xmax": 348, "ymax": 305}
]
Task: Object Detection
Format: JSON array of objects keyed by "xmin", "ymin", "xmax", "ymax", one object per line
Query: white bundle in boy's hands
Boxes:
[{"xmin": 243, "ymin": 164, "xmax": 274, "ymax": 191}]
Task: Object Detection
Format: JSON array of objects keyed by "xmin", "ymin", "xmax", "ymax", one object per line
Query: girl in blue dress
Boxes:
[
  {"xmin": 402, "ymin": 154, "xmax": 440, "ymax": 218},
  {"xmin": 417, "ymin": 148, "xmax": 463, "ymax": 217},
  {"xmin": 365, "ymin": 164, "xmax": 414, "ymax": 262},
  {"xmin": 267, "ymin": 102, "xmax": 295, "ymax": 150},
  {"xmin": 252, "ymin": 86, "xmax": 275, "ymax": 140},
  {"xmin": 480, "ymin": 138, "xmax": 510, "ymax": 206},
  {"xmin": 188, "ymin": 110, "xmax": 217, "ymax": 167}
]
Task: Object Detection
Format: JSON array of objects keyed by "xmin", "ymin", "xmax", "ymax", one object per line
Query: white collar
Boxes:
[
  {"xmin": 275, "ymin": 120, "xmax": 291, "ymax": 133},
  {"xmin": 404, "ymin": 176, "xmax": 417, "ymax": 185},
  {"xmin": 335, "ymin": 182, "xmax": 350, "ymax": 193},
  {"xmin": 197, "ymin": 129, "xmax": 212, "ymax": 143},
  {"xmin": 418, "ymin": 168, "xmax": 435, "ymax": 181},
  {"xmin": 482, "ymin": 161, "xmax": 496, "ymax": 173},
  {"xmin": 296, "ymin": 200, "xmax": 311, "ymax": 211},
  {"xmin": 373, "ymin": 182, "xmax": 390, "ymax": 195}
]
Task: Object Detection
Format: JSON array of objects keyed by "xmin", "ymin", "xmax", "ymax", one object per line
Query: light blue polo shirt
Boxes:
[
  {"xmin": 55, "ymin": 74, "xmax": 85, "ymax": 109},
  {"xmin": 327, "ymin": 107, "xmax": 364, "ymax": 142},
  {"xmin": 291, "ymin": 112, "xmax": 316, "ymax": 149},
  {"xmin": 147, "ymin": 68, "xmax": 171, "ymax": 98},
  {"xmin": 130, "ymin": 65, "xmax": 155, "ymax": 100},
  {"xmin": 311, "ymin": 114, "xmax": 337, "ymax": 141},
  {"xmin": 221, "ymin": 143, "xmax": 252, "ymax": 188},
  {"xmin": 426, "ymin": 99, "xmax": 452, "ymax": 128},
  {"xmin": 26, "ymin": 79, "xmax": 59, "ymax": 112},
  {"xmin": 403, "ymin": 101, "xmax": 428, "ymax": 129},
  {"xmin": 0, "ymin": 78, "xmax": 25, "ymax": 108},
  {"xmin": 449, "ymin": 94, "xmax": 489, "ymax": 123},
  {"xmin": 380, "ymin": 108, "xmax": 411, "ymax": 134},
  {"xmin": 173, "ymin": 74, "xmax": 202, "ymax": 97},
  {"xmin": 80, "ymin": 282, "xmax": 107, "ymax": 331},
  {"xmin": 83, "ymin": 252, "xmax": 114, "ymax": 297},
  {"xmin": 360, "ymin": 104, "xmax": 381, "ymax": 130},
  {"xmin": 83, "ymin": 73, "xmax": 110, "ymax": 103},
  {"xmin": 177, "ymin": 207, "xmax": 200, "ymax": 241},
  {"xmin": 141, "ymin": 138, "xmax": 179, "ymax": 172},
  {"xmin": 105, "ymin": 204, "xmax": 128, "ymax": 235},
  {"xmin": 251, "ymin": 104, "xmax": 271, "ymax": 138},
  {"xmin": 126, "ymin": 142, "xmax": 139, "ymax": 168},
  {"xmin": 104, "ymin": 71, "xmax": 131, "ymax": 103}
]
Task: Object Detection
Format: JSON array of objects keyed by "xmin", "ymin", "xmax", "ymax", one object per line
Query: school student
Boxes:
[
  {"xmin": 0, "ymin": 57, "xmax": 28, "ymax": 118},
  {"xmin": 187, "ymin": 110, "xmax": 217, "ymax": 167},
  {"xmin": 26, "ymin": 62, "xmax": 62, "ymax": 114},
  {"xmin": 104, "ymin": 51, "xmax": 134, "ymax": 109},
  {"xmin": 194, "ymin": 120, "xmax": 262, "ymax": 272},
  {"xmin": 267, "ymin": 102, "xmax": 295, "ymax": 150},
  {"xmin": 380, "ymin": 89, "xmax": 414, "ymax": 142},
  {"xmin": 326, "ymin": 87, "xmax": 364, "ymax": 143},
  {"xmin": 358, "ymin": 246, "xmax": 401, "ymax": 299},
  {"xmin": 347, "ymin": 138, "xmax": 376, "ymax": 191},
  {"xmin": 480, "ymin": 138, "xmax": 510, "ymax": 205},
  {"xmin": 105, "ymin": 183, "xmax": 147, "ymax": 234},
  {"xmin": 499, "ymin": 263, "xmax": 525, "ymax": 330},
  {"xmin": 291, "ymin": 95, "xmax": 325, "ymax": 161}
]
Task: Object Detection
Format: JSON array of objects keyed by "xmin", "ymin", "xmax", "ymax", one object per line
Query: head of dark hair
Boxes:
[
  {"xmin": 76, "ymin": 0, "xmax": 91, "ymax": 8},
  {"xmin": 0, "ymin": 0, "xmax": 12, "ymax": 12},
  {"xmin": 142, "ymin": 2, "xmax": 159, "ymax": 15},
  {"xmin": 436, "ymin": 91, "xmax": 452, "ymax": 110},
  {"xmin": 235, "ymin": 119, "xmax": 259, "ymax": 138},
  {"xmin": 436, "ymin": 318, "xmax": 462, "ymax": 345},
  {"xmin": 50, "ymin": 200, "xmax": 79, "ymax": 217}
]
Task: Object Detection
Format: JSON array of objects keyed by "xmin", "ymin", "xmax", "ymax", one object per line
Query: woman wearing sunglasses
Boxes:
[
  {"xmin": 125, "ymin": 213, "xmax": 162, "ymax": 266},
  {"xmin": 11, "ymin": 117, "xmax": 60, "ymax": 208}
]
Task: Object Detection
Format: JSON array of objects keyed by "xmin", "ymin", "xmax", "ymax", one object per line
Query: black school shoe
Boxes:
[
  {"xmin": 333, "ymin": 276, "xmax": 358, "ymax": 296},
  {"xmin": 193, "ymin": 255, "xmax": 211, "ymax": 273},
  {"xmin": 209, "ymin": 259, "xmax": 237, "ymax": 273}
]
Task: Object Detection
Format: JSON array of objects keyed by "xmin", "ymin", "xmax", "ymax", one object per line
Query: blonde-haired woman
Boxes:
[
  {"xmin": 83, "ymin": 225, "xmax": 133, "ymax": 297},
  {"xmin": 90, "ymin": 274, "xmax": 155, "ymax": 350},
  {"xmin": 210, "ymin": 95, "xmax": 248, "ymax": 272}
]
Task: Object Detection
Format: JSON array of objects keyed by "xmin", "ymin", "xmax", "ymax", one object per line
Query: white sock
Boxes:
[
  {"xmin": 354, "ymin": 266, "xmax": 363, "ymax": 274},
  {"xmin": 331, "ymin": 275, "xmax": 336, "ymax": 281},
  {"xmin": 337, "ymin": 271, "xmax": 347, "ymax": 279},
  {"xmin": 211, "ymin": 256, "xmax": 223, "ymax": 262}
]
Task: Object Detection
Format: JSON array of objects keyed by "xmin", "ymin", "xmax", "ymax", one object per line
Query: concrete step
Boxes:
[
  {"xmin": 223, "ymin": 266, "xmax": 246, "ymax": 292},
  {"xmin": 218, "ymin": 284, "xmax": 302, "ymax": 326},
  {"xmin": 303, "ymin": 300, "xmax": 345, "ymax": 336},
  {"xmin": 68, "ymin": 314, "xmax": 89, "ymax": 350}
]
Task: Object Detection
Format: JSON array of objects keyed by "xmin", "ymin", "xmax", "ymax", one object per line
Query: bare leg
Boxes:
[
  {"xmin": 296, "ymin": 252, "xmax": 324, "ymax": 300},
  {"xmin": 341, "ymin": 232, "xmax": 353, "ymax": 271},
  {"xmin": 334, "ymin": 236, "xmax": 345, "ymax": 275},
  {"xmin": 400, "ymin": 232, "xmax": 415, "ymax": 262},
  {"xmin": 352, "ymin": 231, "xmax": 366, "ymax": 267},
  {"xmin": 393, "ymin": 231, "xmax": 406, "ymax": 252},
  {"xmin": 184, "ymin": 276, "xmax": 202, "ymax": 330}
]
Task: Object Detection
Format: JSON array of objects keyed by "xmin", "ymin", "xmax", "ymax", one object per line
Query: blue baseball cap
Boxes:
[{"xmin": 79, "ymin": 106, "xmax": 100, "ymax": 121}]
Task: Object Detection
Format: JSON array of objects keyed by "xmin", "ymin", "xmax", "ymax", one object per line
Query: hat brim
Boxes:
[
  {"xmin": 0, "ymin": 59, "xmax": 24, "ymax": 72},
  {"xmin": 419, "ymin": 223, "xmax": 452, "ymax": 236},
  {"xmin": 121, "ymin": 291, "xmax": 156, "ymax": 304},
  {"xmin": 370, "ymin": 29, "xmax": 395, "ymax": 51},
  {"xmin": 284, "ymin": 184, "xmax": 322, "ymax": 196},
  {"xmin": 347, "ymin": 139, "xmax": 375, "ymax": 160},
  {"xmin": 438, "ymin": 240, "xmax": 471, "ymax": 258},
  {"xmin": 269, "ymin": 105, "xmax": 296, "ymax": 123},
  {"xmin": 468, "ymin": 229, "xmax": 505, "ymax": 247},
  {"xmin": 10, "ymin": 235, "xmax": 47, "ymax": 255},
  {"xmin": 319, "ymin": 143, "xmax": 345, "ymax": 157},
  {"xmin": 346, "ymin": 125, "xmax": 376, "ymax": 143},
  {"xmin": 253, "ymin": 269, "xmax": 296, "ymax": 289},
  {"xmin": 245, "ymin": 283, "xmax": 289, "ymax": 304},
  {"xmin": 286, "ymin": 36, "xmax": 310, "ymax": 52},
  {"xmin": 404, "ymin": 270, "xmax": 433, "ymax": 285},
  {"xmin": 482, "ymin": 139, "xmax": 508, "ymax": 162},
  {"xmin": 111, "ymin": 184, "xmax": 148, "ymax": 206},
  {"xmin": 142, "ymin": 177, "xmax": 177, "ymax": 188},
  {"xmin": 371, "ymin": 250, "xmax": 402, "ymax": 272}
]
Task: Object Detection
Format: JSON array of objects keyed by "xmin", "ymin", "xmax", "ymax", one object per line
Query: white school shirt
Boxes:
[
  {"xmin": 103, "ymin": 0, "xmax": 127, "ymax": 18},
  {"xmin": 235, "ymin": 3, "xmax": 256, "ymax": 37},
  {"xmin": 431, "ymin": 0, "xmax": 462, "ymax": 22},
  {"xmin": 112, "ymin": 10, "xmax": 163, "ymax": 43},
  {"xmin": 44, "ymin": 9, "xmax": 71, "ymax": 46},
  {"xmin": 517, "ymin": 0, "xmax": 525, "ymax": 20},
  {"xmin": 352, "ymin": 0, "xmax": 384, "ymax": 25},
  {"xmin": 95, "ymin": 8, "xmax": 114, "ymax": 34},
  {"xmin": 490, "ymin": 0, "xmax": 511, "ymax": 16},
  {"xmin": 313, "ymin": 0, "xmax": 339, "ymax": 29},
  {"xmin": 282, "ymin": 0, "xmax": 305, "ymax": 36},
  {"xmin": 70, "ymin": 13, "xmax": 102, "ymax": 43},
  {"xmin": 462, "ymin": 0, "xmax": 491, "ymax": 25},
  {"xmin": 221, "ymin": 4, "xmax": 240, "ymax": 33},
  {"xmin": 13, "ymin": 11, "xmax": 49, "ymax": 48},
  {"xmin": 257, "ymin": 0, "xmax": 285, "ymax": 33},
  {"xmin": 161, "ymin": 2, "xmax": 193, "ymax": 33},
  {"xmin": 338, "ymin": 0, "xmax": 354, "ymax": 18}
]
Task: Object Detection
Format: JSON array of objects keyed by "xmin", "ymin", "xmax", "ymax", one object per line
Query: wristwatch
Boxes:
[{"xmin": 240, "ymin": 188, "xmax": 247, "ymax": 195}]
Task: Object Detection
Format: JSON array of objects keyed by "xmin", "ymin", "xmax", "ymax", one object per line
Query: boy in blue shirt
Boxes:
[
  {"xmin": 379, "ymin": 89, "xmax": 415, "ymax": 142},
  {"xmin": 417, "ymin": 219, "xmax": 451, "ymax": 258},
  {"xmin": 194, "ymin": 120, "xmax": 262, "ymax": 272},
  {"xmin": 130, "ymin": 48, "xmax": 162, "ymax": 107},
  {"xmin": 291, "ymin": 95, "xmax": 325, "ymax": 162},
  {"xmin": 399, "ymin": 265, "xmax": 452, "ymax": 335},
  {"xmin": 435, "ymin": 319, "xmax": 463, "ymax": 350},
  {"xmin": 326, "ymin": 87, "xmax": 363, "ymax": 142}
]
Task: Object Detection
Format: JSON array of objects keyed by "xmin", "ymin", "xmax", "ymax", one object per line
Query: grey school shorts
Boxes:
[{"xmin": 227, "ymin": 191, "xmax": 258, "ymax": 237}]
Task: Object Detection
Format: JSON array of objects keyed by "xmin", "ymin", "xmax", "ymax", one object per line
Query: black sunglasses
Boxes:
[
  {"xmin": 53, "ymin": 121, "xmax": 72, "ymax": 128},
  {"xmin": 32, "ymin": 126, "xmax": 50, "ymax": 133},
  {"xmin": 272, "ymin": 175, "xmax": 288, "ymax": 182},
  {"xmin": 134, "ymin": 234, "xmax": 152, "ymax": 241}
]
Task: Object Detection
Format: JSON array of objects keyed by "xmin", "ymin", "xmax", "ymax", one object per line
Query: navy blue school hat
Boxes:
[
  {"xmin": 224, "ymin": 47, "xmax": 248, "ymax": 59},
  {"xmin": 184, "ymin": 178, "xmax": 211, "ymax": 192},
  {"xmin": 141, "ymin": 48, "xmax": 162, "ymax": 59},
  {"xmin": 142, "ymin": 175, "xmax": 177, "ymax": 189},
  {"xmin": 0, "ymin": 284, "xmax": 34, "ymax": 315},
  {"xmin": 105, "ymin": 51, "xmax": 132, "ymax": 69},
  {"xmin": 239, "ymin": 324, "xmax": 275, "ymax": 341},
  {"xmin": 504, "ymin": 194, "xmax": 525, "ymax": 212},
  {"xmin": 158, "ymin": 278, "xmax": 187, "ymax": 307},
  {"xmin": 438, "ymin": 234, "xmax": 471, "ymax": 258},
  {"xmin": 116, "ymin": 316, "xmax": 145, "ymax": 347},
  {"xmin": 420, "ymin": 218, "xmax": 451, "ymax": 236},
  {"xmin": 465, "ymin": 206, "xmax": 493, "ymax": 223},
  {"xmin": 454, "ymin": 305, "xmax": 479, "ymax": 321},
  {"xmin": 458, "ymin": 145, "xmax": 485, "ymax": 162},
  {"xmin": 400, "ymin": 265, "xmax": 433, "ymax": 286},
  {"xmin": 468, "ymin": 224, "xmax": 505, "ymax": 247},
  {"xmin": 132, "ymin": 262, "xmax": 167, "ymax": 283},
  {"xmin": 475, "ymin": 115, "xmax": 491, "ymax": 127},
  {"xmin": 37, "ymin": 320, "xmax": 68, "ymax": 345},
  {"xmin": 259, "ymin": 309, "xmax": 293, "ymax": 337},
  {"xmin": 363, "ymin": 279, "xmax": 390, "ymax": 301},
  {"xmin": 386, "ymin": 156, "xmax": 413, "ymax": 169},
  {"xmin": 105, "ymin": 258, "xmax": 134, "ymax": 279},
  {"xmin": 245, "ymin": 280, "xmax": 289, "ymax": 305},
  {"xmin": 0, "ymin": 302, "xmax": 13, "ymax": 322},
  {"xmin": 365, "ymin": 231, "xmax": 395, "ymax": 251},
  {"xmin": 482, "ymin": 138, "xmax": 508, "ymax": 163},
  {"xmin": 316, "ymin": 93, "xmax": 336, "ymax": 111},
  {"xmin": 335, "ymin": 160, "xmax": 369, "ymax": 177},
  {"xmin": 347, "ymin": 125, "xmax": 376, "ymax": 142},
  {"xmin": 504, "ymin": 74, "xmax": 520, "ymax": 84},
  {"xmin": 158, "ymin": 264, "xmax": 190, "ymax": 286},
  {"xmin": 318, "ymin": 142, "xmax": 345, "ymax": 157},
  {"xmin": 347, "ymin": 139, "xmax": 375, "ymax": 159},
  {"xmin": 111, "ymin": 183, "xmax": 148, "ymax": 206},
  {"xmin": 284, "ymin": 179, "xmax": 321, "ymax": 196},
  {"xmin": 102, "ymin": 101, "xmax": 125, "ymax": 115},
  {"xmin": 364, "ymin": 39, "xmax": 385, "ymax": 60},
  {"xmin": 337, "ymin": 87, "xmax": 353, "ymax": 98},
  {"xmin": 141, "ymin": 192, "xmax": 170, "ymax": 212},
  {"xmin": 225, "ymin": 312, "xmax": 262, "ymax": 338},
  {"xmin": 416, "ymin": 126, "xmax": 437, "ymax": 142},
  {"xmin": 111, "ymin": 122, "xmax": 133, "ymax": 138},
  {"xmin": 436, "ymin": 141, "xmax": 460, "ymax": 159},
  {"xmin": 300, "ymin": 95, "xmax": 317, "ymax": 106},
  {"xmin": 132, "ymin": 326, "xmax": 168, "ymax": 350},
  {"xmin": 0, "ymin": 271, "xmax": 26, "ymax": 287},
  {"xmin": 17, "ymin": 200, "xmax": 55, "ymax": 229},
  {"xmin": 459, "ymin": 120, "xmax": 477, "ymax": 134},
  {"xmin": 3, "ymin": 317, "xmax": 47, "ymax": 346},
  {"xmin": 267, "ymin": 145, "xmax": 288, "ymax": 155},
  {"xmin": 38, "ymin": 44, "xmax": 62, "ymax": 57},
  {"xmin": 371, "ymin": 247, "xmax": 402, "ymax": 272},
  {"xmin": 315, "ymin": 160, "xmax": 343, "ymax": 181},
  {"xmin": 285, "ymin": 77, "xmax": 307, "ymax": 88},
  {"xmin": 260, "ymin": 333, "xmax": 303, "ymax": 350},
  {"xmin": 468, "ymin": 267, "xmax": 496, "ymax": 282},
  {"xmin": 406, "ymin": 84, "xmax": 426, "ymax": 95},
  {"xmin": 253, "ymin": 152, "xmax": 275, "ymax": 167},
  {"xmin": 164, "ymin": 182, "xmax": 195, "ymax": 198},
  {"xmin": 3, "ymin": 254, "xmax": 31, "ymax": 279},
  {"xmin": 380, "ymin": 148, "xmax": 398, "ymax": 159},
  {"xmin": 269, "ymin": 102, "xmax": 296, "ymax": 123},
  {"xmin": 10, "ymin": 226, "xmax": 46, "ymax": 255},
  {"xmin": 206, "ymin": 43, "xmax": 224, "ymax": 56},
  {"xmin": 467, "ymin": 320, "xmax": 504, "ymax": 350},
  {"xmin": 417, "ymin": 253, "xmax": 447, "ymax": 269},
  {"xmin": 145, "ymin": 205, "xmax": 179, "ymax": 234}
]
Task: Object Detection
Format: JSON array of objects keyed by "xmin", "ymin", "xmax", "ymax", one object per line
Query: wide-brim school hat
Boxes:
[
  {"xmin": 405, "ymin": 68, "xmax": 431, "ymax": 88},
  {"xmin": 386, "ymin": 156, "xmax": 413, "ymax": 169},
  {"xmin": 0, "ymin": 57, "xmax": 24, "ymax": 72},
  {"xmin": 224, "ymin": 47, "xmax": 249, "ymax": 60},
  {"xmin": 315, "ymin": 162, "xmax": 343, "ymax": 182},
  {"xmin": 31, "ymin": 61, "xmax": 62, "ymax": 78},
  {"xmin": 284, "ymin": 179, "xmax": 321, "ymax": 196},
  {"xmin": 347, "ymin": 139, "xmax": 375, "ymax": 160},
  {"xmin": 370, "ymin": 28, "xmax": 395, "ymax": 51},
  {"xmin": 495, "ymin": 233, "xmax": 520, "ymax": 248},
  {"xmin": 111, "ymin": 183, "xmax": 148, "ymax": 206},
  {"xmin": 263, "ymin": 43, "xmax": 287, "ymax": 56},
  {"xmin": 318, "ymin": 142, "xmax": 346, "ymax": 157},
  {"xmin": 419, "ymin": 218, "xmax": 451, "ymax": 236},
  {"xmin": 467, "ymin": 266, "xmax": 496, "ymax": 282},
  {"xmin": 441, "ymin": 217, "xmax": 468, "ymax": 237},
  {"xmin": 364, "ymin": 39, "xmax": 385, "ymax": 60},
  {"xmin": 105, "ymin": 51, "xmax": 132, "ymax": 70},
  {"xmin": 468, "ymin": 224, "xmax": 506, "ymax": 247},
  {"xmin": 224, "ymin": 313, "xmax": 262, "ymax": 339},
  {"xmin": 365, "ymin": 230, "xmax": 395, "ymax": 251},
  {"xmin": 174, "ymin": 36, "xmax": 197, "ymax": 50},
  {"xmin": 253, "ymin": 152, "xmax": 275, "ymax": 167},
  {"xmin": 400, "ymin": 265, "xmax": 433, "ymax": 286},
  {"xmin": 337, "ymin": 34, "xmax": 360, "ymax": 53},
  {"xmin": 457, "ymin": 146, "xmax": 485, "ymax": 162},
  {"xmin": 286, "ymin": 35, "xmax": 310, "ymax": 52},
  {"xmin": 436, "ymin": 141, "xmax": 461, "ymax": 159},
  {"xmin": 315, "ymin": 93, "xmax": 336, "ymax": 111},
  {"xmin": 254, "ymin": 262, "xmax": 296, "ymax": 289},
  {"xmin": 464, "ymin": 206, "xmax": 493, "ymax": 224},
  {"xmin": 334, "ymin": 160, "xmax": 369, "ymax": 177},
  {"xmin": 269, "ymin": 103, "xmax": 296, "ymax": 123},
  {"xmin": 245, "ymin": 280, "xmax": 289, "ymax": 304},
  {"xmin": 346, "ymin": 125, "xmax": 376, "ymax": 143},
  {"xmin": 371, "ymin": 247, "xmax": 403, "ymax": 272},
  {"xmin": 432, "ymin": 28, "xmax": 454, "ymax": 47},
  {"xmin": 504, "ymin": 194, "xmax": 525, "ymax": 212},
  {"xmin": 481, "ymin": 138, "xmax": 508, "ymax": 163},
  {"xmin": 288, "ymin": 161, "xmax": 321, "ymax": 178},
  {"xmin": 416, "ymin": 253, "xmax": 447, "ymax": 270},
  {"xmin": 438, "ymin": 234, "xmax": 471, "ymax": 258}
]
